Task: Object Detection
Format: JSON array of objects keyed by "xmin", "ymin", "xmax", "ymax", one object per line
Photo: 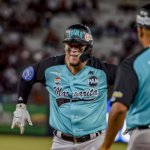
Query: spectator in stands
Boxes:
[
  {"xmin": 2, "ymin": 66, "xmax": 18, "ymax": 93},
  {"xmin": 90, "ymin": 0, "xmax": 99, "ymax": 12},
  {"xmin": 118, "ymin": 0, "xmax": 137, "ymax": 13},
  {"xmin": 59, "ymin": 0, "xmax": 68, "ymax": 13},
  {"xmin": 47, "ymin": 0, "xmax": 59, "ymax": 14},
  {"xmin": 44, "ymin": 29, "xmax": 59, "ymax": 49},
  {"xmin": 104, "ymin": 21, "xmax": 119, "ymax": 36},
  {"xmin": 41, "ymin": 11, "xmax": 52, "ymax": 29},
  {"xmin": 71, "ymin": 0, "xmax": 78, "ymax": 13},
  {"xmin": 123, "ymin": 21, "xmax": 138, "ymax": 56},
  {"xmin": 111, "ymin": 40, "xmax": 124, "ymax": 65},
  {"xmin": 117, "ymin": 19, "xmax": 126, "ymax": 35}
]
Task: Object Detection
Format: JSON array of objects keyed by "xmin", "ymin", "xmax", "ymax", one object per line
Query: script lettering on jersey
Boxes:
[
  {"xmin": 72, "ymin": 89, "xmax": 98, "ymax": 99},
  {"xmin": 53, "ymin": 86, "xmax": 69, "ymax": 97}
]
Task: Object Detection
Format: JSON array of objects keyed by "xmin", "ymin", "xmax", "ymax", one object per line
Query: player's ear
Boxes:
[
  {"xmin": 137, "ymin": 27, "xmax": 144, "ymax": 44},
  {"xmin": 137, "ymin": 27, "xmax": 143, "ymax": 38}
]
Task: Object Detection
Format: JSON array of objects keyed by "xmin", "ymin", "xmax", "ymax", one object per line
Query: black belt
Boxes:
[
  {"xmin": 124, "ymin": 125, "xmax": 150, "ymax": 135},
  {"xmin": 137, "ymin": 125, "xmax": 150, "ymax": 130},
  {"xmin": 54, "ymin": 130, "xmax": 102, "ymax": 144}
]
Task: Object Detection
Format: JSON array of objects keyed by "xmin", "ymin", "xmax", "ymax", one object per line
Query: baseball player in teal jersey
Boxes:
[
  {"xmin": 99, "ymin": 4, "xmax": 150, "ymax": 150},
  {"xmin": 11, "ymin": 24, "xmax": 117, "ymax": 150}
]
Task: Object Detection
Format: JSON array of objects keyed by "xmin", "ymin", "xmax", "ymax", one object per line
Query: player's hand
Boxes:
[{"xmin": 11, "ymin": 103, "xmax": 33, "ymax": 134}]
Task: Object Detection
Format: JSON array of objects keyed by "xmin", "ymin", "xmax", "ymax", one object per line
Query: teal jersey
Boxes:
[
  {"xmin": 111, "ymin": 47, "xmax": 150, "ymax": 130},
  {"xmin": 18, "ymin": 54, "xmax": 117, "ymax": 137}
]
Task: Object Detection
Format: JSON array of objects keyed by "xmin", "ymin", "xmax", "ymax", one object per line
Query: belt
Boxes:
[
  {"xmin": 137, "ymin": 125, "xmax": 150, "ymax": 130},
  {"xmin": 123, "ymin": 125, "xmax": 150, "ymax": 135},
  {"xmin": 54, "ymin": 130, "xmax": 105, "ymax": 144}
]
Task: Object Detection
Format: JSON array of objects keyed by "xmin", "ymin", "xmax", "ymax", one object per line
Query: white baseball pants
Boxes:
[
  {"xmin": 127, "ymin": 128, "xmax": 150, "ymax": 150},
  {"xmin": 51, "ymin": 130, "xmax": 105, "ymax": 150}
]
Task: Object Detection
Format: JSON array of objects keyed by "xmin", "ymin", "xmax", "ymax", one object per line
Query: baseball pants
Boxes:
[
  {"xmin": 127, "ymin": 128, "xmax": 150, "ymax": 150},
  {"xmin": 51, "ymin": 130, "xmax": 105, "ymax": 150}
]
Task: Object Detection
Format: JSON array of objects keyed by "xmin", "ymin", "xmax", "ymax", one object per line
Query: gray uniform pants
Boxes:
[
  {"xmin": 127, "ymin": 128, "xmax": 150, "ymax": 150},
  {"xmin": 51, "ymin": 130, "xmax": 105, "ymax": 150}
]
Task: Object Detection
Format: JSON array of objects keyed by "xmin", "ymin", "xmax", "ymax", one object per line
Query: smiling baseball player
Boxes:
[{"xmin": 11, "ymin": 24, "xmax": 117, "ymax": 150}]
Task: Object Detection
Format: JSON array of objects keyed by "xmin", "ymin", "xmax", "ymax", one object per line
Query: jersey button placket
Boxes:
[{"xmin": 70, "ymin": 76, "xmax": 78, "ymax": 136}]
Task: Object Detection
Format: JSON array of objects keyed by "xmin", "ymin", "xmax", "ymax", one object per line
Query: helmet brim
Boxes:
[
  {"xmin": 134, "ymin": 23, "xmax": 150, "ymax": 30},
  {"xmin": 63, "ymin": 38, "xmax": 89, "ymax": 45}
]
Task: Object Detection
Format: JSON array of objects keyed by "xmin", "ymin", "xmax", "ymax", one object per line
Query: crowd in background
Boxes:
[{"xmin": 0, "ymin": 0, "xmax": 145, "ymax": 105}]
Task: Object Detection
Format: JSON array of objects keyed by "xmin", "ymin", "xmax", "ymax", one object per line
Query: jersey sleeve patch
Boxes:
[{"xmin": 22, "ymin": 66, "xmax": 34, "ymax": 81}]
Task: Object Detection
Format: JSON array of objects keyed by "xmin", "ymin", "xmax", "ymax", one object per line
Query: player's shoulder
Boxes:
[
  {"xmin": 121, "ymin": 47, "xmax": 149, "ymax": 67},
  {"xmin": 39, "ymin": 54, "xmax": 65, "ymax": 66},
  {"xmin": 87, "ymin": 56, "xmax": 105, "ymax": 69},
  {"xmin": 87, "ymin": 56, "xmax": 117, "ymax": 70}
]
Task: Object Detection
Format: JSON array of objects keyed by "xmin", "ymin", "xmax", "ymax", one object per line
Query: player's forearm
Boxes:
[
  {"xmin": 17, "ymin": 76, "xmax": 33, "ymax": 104},
  {"xmin": 102, "ymin": 103, "xmax": 127, "ymax": 149}
]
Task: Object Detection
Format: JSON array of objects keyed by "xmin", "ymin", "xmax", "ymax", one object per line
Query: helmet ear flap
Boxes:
[{"xmin": 78, "ymin": 44, "xmax": 93, "ymax": 62}]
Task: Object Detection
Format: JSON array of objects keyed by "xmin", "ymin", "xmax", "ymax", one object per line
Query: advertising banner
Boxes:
[{"xmin": 0, "ymin": 103, "xmax": 49, "ymax": 135}]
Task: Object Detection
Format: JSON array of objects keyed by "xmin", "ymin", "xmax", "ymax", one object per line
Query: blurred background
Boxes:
[{"xmin": 0, "ymin": 0, "xmax": 149, "ymax": 149}]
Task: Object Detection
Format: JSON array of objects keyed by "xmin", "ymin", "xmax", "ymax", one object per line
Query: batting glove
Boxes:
[{"xmin": 11, "ymin": 103, "xmax": 33, "ymax": 134}]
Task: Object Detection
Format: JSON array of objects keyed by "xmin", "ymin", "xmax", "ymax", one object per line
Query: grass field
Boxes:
[{"xmin": 0, "ymin": 135, "xmax": 127, "ymax": 150}]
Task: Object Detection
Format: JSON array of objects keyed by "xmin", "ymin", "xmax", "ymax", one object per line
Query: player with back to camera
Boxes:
[
  {"xmin": 99, "ymin": 3, "xmax": 150, "ymax": 150},
  {"xmin": 11, "ymin": 24, "xmax": 117, "ymax": 150}
]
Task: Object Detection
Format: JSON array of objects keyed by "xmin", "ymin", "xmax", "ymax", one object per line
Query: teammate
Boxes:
[
  {"xmin": 99, "ymin": 3, "xmax": 150, "ymax": 150},
  {"xmin": 11, "ymin": 24, "xmax": 117, "ymax": 150}
]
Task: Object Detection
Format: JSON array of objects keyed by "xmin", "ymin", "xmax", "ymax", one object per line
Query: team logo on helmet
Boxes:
[
  {"xmin": 85, "ymin": 33, "xmax": 91, "ymax": 41},
  {"xmin": 55, "ymin": 77, "xmax": 61, "ymax": 84},
  {"xmin": 22, "ymin": 66, "xmax": 34, "ymax": 81},
  {"xmin": 88, "ymin": 76, "xmax": 98, "ymax": 87},
  {"xmin": 69, "ymin": 29, "xmax": 83, "ymax": 39},
  {"xmin": 137, "ymin": 15, "xmax": 150, "ymax": 26}
]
